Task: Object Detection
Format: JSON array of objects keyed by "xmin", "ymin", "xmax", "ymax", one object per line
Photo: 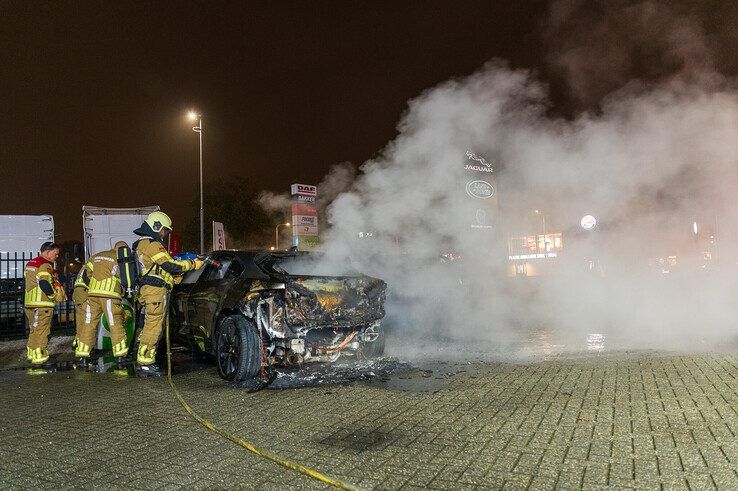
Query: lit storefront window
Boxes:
[{"xmin": 508, "ymin": 233, "xmax": 563, "ymax": 259}]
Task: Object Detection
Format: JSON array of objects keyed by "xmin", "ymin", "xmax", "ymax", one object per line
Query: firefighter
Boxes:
[
  {"xmin": 24, "ymin": 242, "xmax": 65, "ymax": 366},
  {"xmin": 133, "ymin": 212, "xmax": 203, "ymax": 376},
  {"xmin": 73, "ymin": 242, "xmax": 130, "ymax": 368}
]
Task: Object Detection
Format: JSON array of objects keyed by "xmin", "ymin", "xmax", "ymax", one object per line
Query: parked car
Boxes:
[{"xmin": 169, "ymin": 250, "xmax": 387, "ymax": 383}]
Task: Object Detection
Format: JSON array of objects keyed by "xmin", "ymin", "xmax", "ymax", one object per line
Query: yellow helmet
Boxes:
[{"xmin": 145, "ymin": 211, "xmax": 173, "ymax": 232}]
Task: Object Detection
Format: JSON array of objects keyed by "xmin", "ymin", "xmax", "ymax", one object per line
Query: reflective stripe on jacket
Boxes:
[
  {"xmin": 135, "ymin": 238, "xmax": 195, "ymax": 288},
  {"xmin": 74, "ymin": 261, "xmax": 93, "ymax": 289},
  {"xmin": 87, "ymin": 250, "xmax": 123, "ymax": 299},
  {"xmin": 24, "ymin": 257, "xmax": 56, "ymax": 307}
]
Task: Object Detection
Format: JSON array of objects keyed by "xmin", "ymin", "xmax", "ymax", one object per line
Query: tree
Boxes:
[{"xmin": 183, "ymin": 176, "xmax": 278, "ymax": 251}]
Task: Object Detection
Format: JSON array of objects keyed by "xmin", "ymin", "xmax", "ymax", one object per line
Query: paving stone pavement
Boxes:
[{"xmin": 2, "ymin": 350, "xmax": 738, "ymax": 489}]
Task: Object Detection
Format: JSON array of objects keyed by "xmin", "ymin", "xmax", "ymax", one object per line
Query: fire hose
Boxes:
[{"xmin": 163, "ymin": 311, "xmax": 360, "ymax": 490}]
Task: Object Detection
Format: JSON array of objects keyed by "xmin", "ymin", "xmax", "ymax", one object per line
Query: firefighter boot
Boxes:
[
  {"xmin": 116, "ymin": 353, "xmax": 132, "ymax": 369},
  {"xmin": 135, "ymin": 344, "xmax": 163, "ymax": 377},
  {"xmin": 74, "ymin": 337, "xmax": 93, "ymax": 370},
  {"xmin": 135, "ymin": 362, "xmax": 164, "ymax": 377}
]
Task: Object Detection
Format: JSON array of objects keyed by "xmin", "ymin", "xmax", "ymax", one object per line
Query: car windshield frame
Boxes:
[{"xmin": 255, "ymin": 252, "xmax": 361, "ymax": 279}]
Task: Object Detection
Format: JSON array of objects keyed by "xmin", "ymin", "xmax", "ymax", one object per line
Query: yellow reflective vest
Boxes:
[
  {"xmin": 135, "ymin": 238, "xmax": 195, "ymax": 288},
  {"xmin": 24, "ymin": 257, "xmax": 57, "ymax": 308},
  {"xmin": 87, "ymin": 249, "xmax": 123, "ymax": 299}
]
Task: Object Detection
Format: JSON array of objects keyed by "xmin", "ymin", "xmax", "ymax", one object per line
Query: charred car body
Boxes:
[{"xmin": 169, "ymin": 251, "xmax": 387, "ymax": 382}]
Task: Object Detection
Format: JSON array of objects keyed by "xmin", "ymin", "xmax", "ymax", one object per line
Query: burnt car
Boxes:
[{"xmin": 169, "ymin": 250, "xmax": 387, "ymax": 383}]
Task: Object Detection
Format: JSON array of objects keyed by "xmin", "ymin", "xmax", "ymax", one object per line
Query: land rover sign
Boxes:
[{"xmin": 465, "ymin": 180, "xmax": 495, "ymax": 199}]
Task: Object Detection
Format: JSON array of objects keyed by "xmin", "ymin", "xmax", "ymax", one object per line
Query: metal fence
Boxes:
[{"xmin": 0, "ymin": 253, "xmax": 77, "ymax": 340}]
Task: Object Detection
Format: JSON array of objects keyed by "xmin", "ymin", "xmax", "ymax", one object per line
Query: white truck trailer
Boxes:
[
  {"xmin": 0, "ymin": 215, "xmax": 55, "ymax": 337},
  {"xmin": 0, "ymin": 215, "xmax": 55, "ymax": 278},
  {"xmin": 83, "ymin": 206, "xmax": 159, "ymax": 258}
]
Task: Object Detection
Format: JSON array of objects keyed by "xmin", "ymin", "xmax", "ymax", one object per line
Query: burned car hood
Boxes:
[{"xmin": 282, "ymin": 275, "xmax": 386, "ymax": 328}]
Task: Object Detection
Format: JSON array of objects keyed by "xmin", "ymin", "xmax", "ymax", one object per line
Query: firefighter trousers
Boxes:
[
  {"xmin": 72, "ymin": 286, "xmax": 88, "ymax": 332},
  {"xmin": 137, "ymin": 285, "xmax": 168, "ymax": 364},
  {"xmin": 75, "ymin": 296, "xmax": 128, "ymax": 358},
  {"xmin": 25, "ymin": 307, "xmax": 53, "ymax": 364}
]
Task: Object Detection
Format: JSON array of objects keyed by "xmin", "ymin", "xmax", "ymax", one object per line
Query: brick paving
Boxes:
[{"xmin": 2, "ymin": 349, "xmax": 738, "ymax": 489}]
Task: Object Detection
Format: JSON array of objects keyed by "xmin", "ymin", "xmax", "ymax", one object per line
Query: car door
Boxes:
[
  {"xmin": 170, "ymin": 265, "xmax": 208, "ymax": 337},
  {"xmin": 187, "ymin": 254, "xmax": 244, "ymax": 346}
]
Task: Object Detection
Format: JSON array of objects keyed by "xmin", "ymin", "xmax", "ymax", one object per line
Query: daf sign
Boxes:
[{"xmin": 290, "ymin": 184, "xmax": 317, "ymax": 197}]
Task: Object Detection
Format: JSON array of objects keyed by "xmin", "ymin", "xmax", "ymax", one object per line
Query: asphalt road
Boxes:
[{"xmin": 2, "ymin": 337, "xmax": 738, "ymax": 489}]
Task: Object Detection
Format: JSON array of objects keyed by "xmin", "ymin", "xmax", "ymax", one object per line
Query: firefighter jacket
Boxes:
[
  {"xmin": 87, "ymin": 250, "xmax": 124, "ymax": 299},
  {"xmin": 73, "ymin": 260, "xmax": 93, "ymax": 289},
  {"xmin": 24, "ymin": 256, "xmax": 60, "ymax": 307},
  {"xmin": 135, "ymin": 238, "xmax": 196, "ymax": 288}
]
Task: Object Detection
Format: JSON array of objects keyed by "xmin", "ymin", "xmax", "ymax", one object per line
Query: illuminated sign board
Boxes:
[
  {"xmin": 290, "ymin": 184, "xmax": 317, "ymax": 197},
  {"xmin": 464, "ymin": 151, "xmax": 494, "ymax": 173},
  {"xmin": 508, "ymin": 252, "xmax": 558, "ymax": 260},
  {"xmin": 580, "ymin": 215, "xmax": 597, "ymax": 231},
  {"xmin": 465, "ymin": 180, "xmax": 495, "ymax": 199},
  {"xmin": 294, "ymin": 195, "xmax": 316, "ymax": 203},
  {"xmin": 290, "ymin": 183, "xmax": 318, "ymax": 249}
]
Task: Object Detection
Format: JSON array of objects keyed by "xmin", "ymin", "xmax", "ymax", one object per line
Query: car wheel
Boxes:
[
  {"xmin": 215, "ymin": 315, "xmax": 261, "ymax": 382},
  {"xmin": 361, "ymin": 323, "xmax": 385, "ymax": 358}
]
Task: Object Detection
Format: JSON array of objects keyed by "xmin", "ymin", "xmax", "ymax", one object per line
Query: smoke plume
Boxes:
[
  {"xmin": 309, "ymin": 1, "xmax": 738, "ymax": 359},
  {"xmin": 258, "ymin": 162, "xmax": 356, "ymax": 217}
]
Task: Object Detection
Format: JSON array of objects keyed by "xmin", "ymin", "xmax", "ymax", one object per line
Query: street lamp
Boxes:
[
  {"xmin": 188, "ymin": 111, "xmax": 204, "ymax": 254},
  {"xmin": 534, "ymin": 210, "xmax": 547, "ymax": 252},
  {"xmin": 275, "ymin": 222, "xmax": 291, "ymax": 250}
]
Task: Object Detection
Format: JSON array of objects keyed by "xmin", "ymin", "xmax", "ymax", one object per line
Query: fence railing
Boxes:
[{"xmin": 0, "ymin": 253, "xmax": 77, "ymax": 340}]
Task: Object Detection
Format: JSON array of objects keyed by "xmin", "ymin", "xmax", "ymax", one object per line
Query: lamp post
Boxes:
[
  {"xmin": 534, "ymin": 210, "xmax": 547, "ymax": 252},
  {"xmin": 188, "ymin": 111, "xmax": 204, "ymax": 254},
  {"xmin": 275, "ymin": 222, "xmax": 291, "ymax": 250}
]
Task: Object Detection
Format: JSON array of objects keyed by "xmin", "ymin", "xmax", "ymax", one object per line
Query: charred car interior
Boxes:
[{"xmin": 169, "ymin": 251, "xmax": 387, "ymax": 383}]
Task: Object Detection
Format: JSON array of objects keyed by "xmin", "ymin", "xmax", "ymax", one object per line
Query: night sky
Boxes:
[
  {"xmin": 1, "ymin": 1, "xmax": 548, "ymax": 241},
  {"xmin": 2, "ymin": 1, "xmax": 735, "ymax": 241}
]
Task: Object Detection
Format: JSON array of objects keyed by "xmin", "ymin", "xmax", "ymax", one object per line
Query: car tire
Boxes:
[
  {"xmin": 215, "ymin": 315, "xmax": 262, "ymax": 382},
  {"xmin": 361, "ymin": 323, "xmax": 385, "ymax": 358}
]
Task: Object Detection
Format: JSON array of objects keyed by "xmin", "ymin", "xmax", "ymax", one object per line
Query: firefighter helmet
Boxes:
[{"xmin": 145, "ymin": 212, "xmax": 173, "ymax": 232}]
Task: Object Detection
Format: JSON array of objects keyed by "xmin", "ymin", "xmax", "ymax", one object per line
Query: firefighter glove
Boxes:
[{"xmin": 54, "ymin": 287, "xmax": 67, "ymax": 302}]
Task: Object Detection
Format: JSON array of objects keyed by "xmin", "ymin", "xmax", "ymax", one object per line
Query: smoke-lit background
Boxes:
[
  {"xmin": 3, "ymin": 0, "xmax": 738, "ymax": 356},
  {"xmin": 263, "ymin": 0, "xmax": 738, "ymax": 358}
]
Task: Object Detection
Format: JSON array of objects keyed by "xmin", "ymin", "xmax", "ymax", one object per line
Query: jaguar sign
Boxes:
[{"xmin": 464, "ymin": 150, "xmax": 494, "ymax": 173}]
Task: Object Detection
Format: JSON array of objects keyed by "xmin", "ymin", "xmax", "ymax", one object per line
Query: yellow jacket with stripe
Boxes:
[
  {"xmin": 135, "ymin": 238, "xmax": 195, "ymax": 288},
  {"xmin": 74, "ymin": 260, "xmax": 93, "ymax": 289},
  {"xmin": 24, "ymin": 256, "xmax": 60, "ymax": 308},
  {"xmin": 87, "ymin": 249, "xmax": 123, "ymax": 299}
]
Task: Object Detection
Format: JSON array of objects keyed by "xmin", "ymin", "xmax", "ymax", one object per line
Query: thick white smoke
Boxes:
[
  {"xmin": 315, "ymin": 59, "xmax": 738, "ymax": 358},
  {"xmin": 258, "ymin": 162, "xmax": 356, "ymax": 217},
  {"xmin": 251, "ymin": 0, "xmax": 738, "ymax": 359}
]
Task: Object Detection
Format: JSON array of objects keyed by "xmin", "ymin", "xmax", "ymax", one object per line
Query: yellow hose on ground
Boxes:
[{"xmin": 164, "ymin": 318, "xmax": 361, "ymax": 490}]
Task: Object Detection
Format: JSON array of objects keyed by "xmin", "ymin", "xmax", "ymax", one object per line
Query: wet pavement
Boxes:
[{"xmin": 2, "ymin": 334, "xmax": 738, "ymax": 489}]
